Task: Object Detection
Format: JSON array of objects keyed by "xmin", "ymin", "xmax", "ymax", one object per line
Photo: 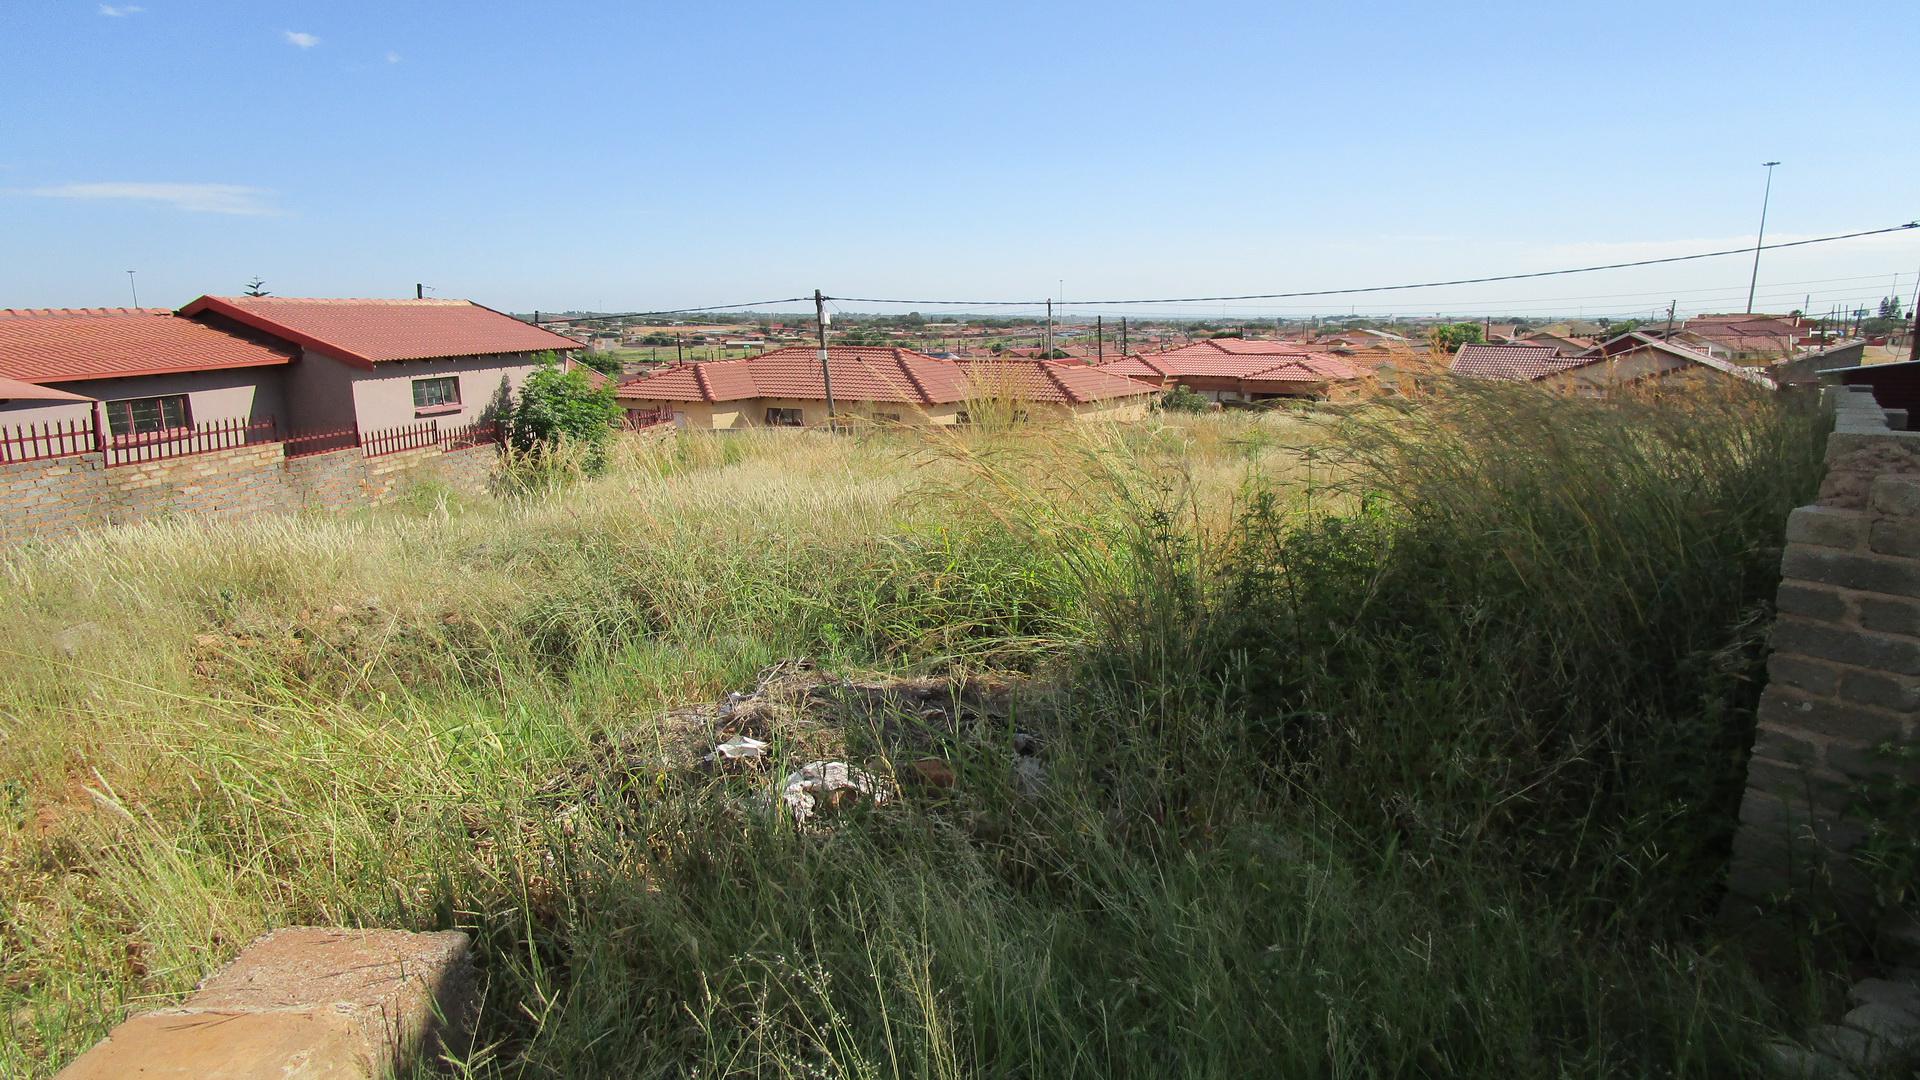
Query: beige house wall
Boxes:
[
  {"xmin": 289, "ymin": 350, "xmax": 541, "ymax": 435},
  {"xmin": 45, "ymin": 367, "xmax": 288, "ymax": 433},
  {"xmin": 0, "ymin": 399, "xmax": 94, "ymax": 428}
]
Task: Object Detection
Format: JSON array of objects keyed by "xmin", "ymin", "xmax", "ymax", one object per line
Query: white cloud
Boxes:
[
  {"xmin": 19, "ymin": 182, "xmax": 279, "ymax": 216},
  {"xmin": 283, "ymin": 30, "xmax": 320, "ymax": 48},
  {"xmin": 385, "ymin": 50, "xmax": 402, "ymax": 64},
  {"xmin": 98, "ymin": 4, "xmax": 144, "ymax": 15}
]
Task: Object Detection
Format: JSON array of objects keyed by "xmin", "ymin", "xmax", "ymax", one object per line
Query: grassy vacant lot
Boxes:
[{"xmin": 0, "ymin": 390, "xmax": 1838, "ymax": 1077}]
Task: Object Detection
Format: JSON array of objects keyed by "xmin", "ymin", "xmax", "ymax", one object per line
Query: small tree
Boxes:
[
  {"xmin": 576, "ymin": 350, "xmax": 622, "ymax": 377},
  {"xmin": 243, "ymin": 277, "xmax": 270, "ymax": 297},
  {"xmin": 508, "ymin": 354, "xmax": 623, "ymax": 473},
  {"xmin": 1427, "ymin": 322, "xmax": 1484, "ymax": 354}
]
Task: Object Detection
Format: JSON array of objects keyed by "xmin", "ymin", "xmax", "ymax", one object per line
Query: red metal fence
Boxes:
[
  {"xmin": 0, "ymin": 418, "xmax": 99, "ymax": 465},
  {"xmin": 439, "ymin": 418, "xmax": 500, "ymax": 452},
  {"xmin": 361, "ymin": 421, "xmax": 440, "ymax": 458},
  {"xmin": 104, "ymin": 417, "xmax": 278, "ymax": 467},
  {"xmin": 1, "ymin": 413, "xmax": 505, "ymax": 468},
  {"xmin": 283, "ymin": 427, "xmax": 361, "ymax": 459}
]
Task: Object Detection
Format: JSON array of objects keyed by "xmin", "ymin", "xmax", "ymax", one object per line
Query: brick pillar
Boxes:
[{"xmin": 1727, "ymin": 386, "xmax": 1920, "ymax": 920}]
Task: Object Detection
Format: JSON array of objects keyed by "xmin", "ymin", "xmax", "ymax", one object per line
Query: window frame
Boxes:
[
  {"xmin": 411, "ymin": 376, "xmax": 462, "ymax": 416},
  {"xmin": 764, "ymin": 406, "xmax": 804, "ymax": 427},
  {"xmin": 103, "ymin": 394, "xmax": 192, "ymax": 443}
]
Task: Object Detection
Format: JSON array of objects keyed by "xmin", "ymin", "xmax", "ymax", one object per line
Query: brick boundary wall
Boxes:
[
  {"xmin": 0, "ymin": 440, "xmax": 501, "ymax": 544},
  {"xmin": 1726, "ymin": 384, "xmax": 1920, "ymax": 921}
]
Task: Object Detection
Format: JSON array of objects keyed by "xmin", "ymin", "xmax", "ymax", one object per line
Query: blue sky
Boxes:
[{"xmin": 3, "ymin": 0, "xmax": 1916, "ymax": 320}]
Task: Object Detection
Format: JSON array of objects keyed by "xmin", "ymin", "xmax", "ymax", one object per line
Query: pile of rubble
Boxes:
[{"xmin": 540, "ymin": 659, "xmax": 1045, "ymax": 827}]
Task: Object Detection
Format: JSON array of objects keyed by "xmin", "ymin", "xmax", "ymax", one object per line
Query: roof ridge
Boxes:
[
  {"xmin": 0, "ymin": 307, "xmax": 175, "ymax": 318},
  {"xmin": 891, "ymin": 348, "xmax": 934, "ymax": 404},
  {"xmin": 1040, "ymin": 360, "xmax": 1077, "ymax": 404}
]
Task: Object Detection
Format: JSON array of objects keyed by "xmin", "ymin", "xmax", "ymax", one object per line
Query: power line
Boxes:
[
  {"xmin": 545, "ymin": 297, "xmax": 811, "ymax": 325},
  {"xmin": 824, "ymin": 221, "xmax": 1920, "ymax": 308}
]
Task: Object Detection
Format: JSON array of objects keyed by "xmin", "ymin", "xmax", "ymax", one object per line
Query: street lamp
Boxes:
[{"xmin": 1746, "ymin": 161, "xmax": 1781, "ymax": 314}]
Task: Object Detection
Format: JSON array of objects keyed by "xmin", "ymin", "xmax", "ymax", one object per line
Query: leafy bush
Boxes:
[
  {"xmin": 1158, "ymin": 384, "xmax": 1212, "ymax": 413},
  {"xmin": 507, "ymin": 353, "xmax": 623, "ymax": 475}
]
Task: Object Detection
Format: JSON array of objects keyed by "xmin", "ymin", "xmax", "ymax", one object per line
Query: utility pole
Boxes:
[
  {"xmin": 1120, "ymin": 317, "xmax": 1128, "ymax": 356},
  {"xmin": 675, "ymin": 333, "xmax": 684, "ymax": 365},
  {"xmin": 125, "ymin": 270, "xmax": 138, "ymax": 308},
  {"xmin": 1044, "ymin": 298, "xmax": 1053, "ymax": 359},
  {"xmin": 1096, "ymin": 315, "xmax": 1104, "ymax": 363},
  {"xmin": 1665, "ymin": 300, "xmax": 1676, "ymax": 338},
  {"xmin": 1746, "ymin": 161, "xmax": 1781, "ymax": 314},
  {"xmin": 815, "ymin": 289, "xmax": 836, "ymax": 428}
]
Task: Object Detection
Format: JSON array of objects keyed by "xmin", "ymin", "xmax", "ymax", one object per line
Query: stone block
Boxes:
[
  {"xmin": 1780, "ymin": 546, "xmax": 1920, "ymax": 599},
  {"xmin": 1847, "ymin": 978, "xmax": 1920, "ymax": 1014},
  {"xmin": 1759, "ymin": 690, "xmax": 1905, "ymax": 744},
  {"xmin": 1787, "ymin": 507, "xmax": 1872, "ymax": 550},
  {"xmin": 1838, "ymin": 670, "xmax": 1920, "ymax": 714},
  {"xmin": 1871, "ymin": 520, "xmax": 1920, "ymax": 559},
  {"xmin": 54, "ymin": 927, "xmax": 473, "ymax": 1080},
  {"xmin": 1772, "ymin": 618, "xmax": 1920, "ymax": 677},
  {"xmin": 1858, "ymin": 595, "xmax": 1920, "ymax": 639},
  {"xmin": 1777, "ymin": 582, "xmax": 1853, "ymax": 622},
  {"xmin": 1871, "ymin": 477, "xmax": 1920, "ymax": 518},
  {"xmin": 53, "ymin": 1008, "xmax": 373, "ymax": 1079}
]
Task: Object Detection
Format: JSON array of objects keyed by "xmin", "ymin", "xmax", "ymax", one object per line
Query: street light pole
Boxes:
[{"xmin": 1746, "ymin": 161, "xmax": 1781, "ymax": 315}]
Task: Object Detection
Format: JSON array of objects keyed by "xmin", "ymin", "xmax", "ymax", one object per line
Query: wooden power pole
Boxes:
[{"xmin": 815, "ymin": 289, "xmax": 836, "ymax": 427}]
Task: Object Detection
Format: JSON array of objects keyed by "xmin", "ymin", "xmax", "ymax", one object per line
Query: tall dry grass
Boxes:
[{"xmin": 0, "ymin": 396, "xmax": 1837, "ymax": 1077}]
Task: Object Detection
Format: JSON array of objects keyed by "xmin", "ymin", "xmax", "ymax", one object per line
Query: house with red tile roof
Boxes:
[
  {"xmin": 1453, "ymin": 335, "xmax": 1774, "ymax": 393},
  {"xmin": 613, "ymin": 346, "xmax": 1157, "ymax": 428},
  {"xmin": 1543, "ymin": 333, "xmax": 1775, "ymax": 393},
  {"xmin": 1099, "ymin": 340, "xmax": 1366, "ymax": 402},
  {"xmin": 0, "ymin": 307, "xmax": 298, "ymax": 435},
  {"xmin": 179, "ymin": 295, "xmax": 581, "ymax": 433},
  {"xmin": 0, "ymin": 297, "xmax": 579, "ymax": 446},
  {"xmin": 1673, "ymin": 314, "xmax": 1803, "ymax": 361},
  {"xmin": 1449, "ymin": 343, "xmax": 1589, "ymax": 381}
]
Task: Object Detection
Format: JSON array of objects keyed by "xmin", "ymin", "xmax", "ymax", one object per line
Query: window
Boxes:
[
  {"xmin": 874, "ymin": 412, "xmax": 901, "ymax": 423},
  {"xmin": 954, "ymin": 409, "xmax": 971, "ymax": 426},
  {"xmin": 764, "ymin": 407, "xmax": 803, "ymax": 427},
  {"xmin": 411, "ymin": 376, "xmax": 461, "ymax": 413},
  {"xmin": 105, "ymin": 394, "xmax": 190, "ymax": 439}
]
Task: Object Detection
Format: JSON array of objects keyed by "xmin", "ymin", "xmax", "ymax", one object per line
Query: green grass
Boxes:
[{"xmin": 0, "ymin": 395, "xmax": 1844, "ymax": 1077}]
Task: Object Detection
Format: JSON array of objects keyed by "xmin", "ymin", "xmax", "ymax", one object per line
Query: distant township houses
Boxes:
[
  {"xmin": 0, "ymin": 297, "xmax": 581, "ymax": 444},
  {"xmin": 613, "ymin": 345, "xmax": 1160, "ymax": 428},
  {"xmin": 1098, "ymin": 339, "xmax": 1369, "ymax": 402},
  {"xmin": 1448, "ymin": 313, "xmax": 1866, "ymax": 392}
]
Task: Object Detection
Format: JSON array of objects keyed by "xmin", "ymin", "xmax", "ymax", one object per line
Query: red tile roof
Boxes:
[
  {"xmin": 1102, "ymin": 347, "xmax": 1362, "ymax": 383},
  {"xmin": 178, "ymin": 296, "xmax": 582, "ymax": 368},
  {"xmin": 615, "ymin": 346, "xmax": 974, "ymax": 405},
  {"xmin": 615, "ymin": 347, "xmax": 1159, "ymax": 408},
  {"xmin": 1449, "ymin": 343, "xmax": 1587, "ymax": 381},
  {"xmin": 961, "ymin": 360, "xmax": 1159, "ymax": 404},
  {"xmin": 0, "ymin": 308, "xmax": 295, "ymax": 384},
  {"xmin": 0, "ymin": 375, "xmax": 93, "ymax": 402}
]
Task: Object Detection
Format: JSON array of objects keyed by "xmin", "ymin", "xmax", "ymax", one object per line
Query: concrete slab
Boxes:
[
  {"xmin": 54, "ymin": 1009, "xmax": 372, "ymax": 1079},
  {"xmin": 54, "ymin": 927, "xmax": 474, "ymax": 1080}
]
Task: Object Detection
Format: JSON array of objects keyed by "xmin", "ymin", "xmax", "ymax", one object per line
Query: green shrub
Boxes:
[
  {"xmin": 507, "ymin": 354, "xmax": 623, "ymax": 475},
  {"xmin": 1158, "ymin": 384, "xmax": 1211, "ymax": 413}
]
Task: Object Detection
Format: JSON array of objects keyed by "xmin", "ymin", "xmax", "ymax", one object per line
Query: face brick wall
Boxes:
[
  {"xmin": 0, "ymin": 440, "xmax": 499, "ymax": 544},
  {"xmin": 0, "ymin": 455, "xmax": 107, "ymax": 540},
  {"xmin": 1727, "ymin": 386, "xmax": 1920, "ymax": 920}
]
